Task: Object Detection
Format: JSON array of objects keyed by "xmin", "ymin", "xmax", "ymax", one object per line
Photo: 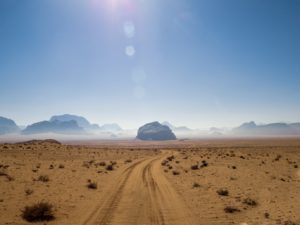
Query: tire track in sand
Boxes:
[{"xmin": 82, "ymin": 153, "xmax": 196, "ymax": 225}]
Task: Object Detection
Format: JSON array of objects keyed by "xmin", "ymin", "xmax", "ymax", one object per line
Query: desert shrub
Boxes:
[
  {"xmin": 224, "ymin": 206, "xmax": 240, "ymax": 213},
  {"xmin": 161, "ymin": 160, "xmax": 168, "ymax": 166},
  {"xmin": 25, "ymin": 189, "xmax": 34, "ymax": 196},
  {"xmin": 110, "ymin": 161, "xmax": 117, "ymax": 165},
  {"xmin": 243, "ymin": 198, "xmax": 257, "ymax": 206},
  {"xmin": 106, "ymin": 164, "xmax": 114, "ymax": 171},
  {"xmin": 58, "ymin": 164, "xmax": 65, "ymax": 169},
  {"xmin": 264, "ymin": 212, "xmax": 270, "ymax": 219},
  {"xmin": 217, "ymin": 188, "xmax": 229, "ymax": 196},
  {"xmin": 99, "ymin": 161, "xmax": 106, "ymax": 166},
  {"xmin": 193, "ymin": 182, "xmax": 201, "ymax": 188},
  {"xmin": 200, "ymin": 160, "xmax": 208, "ymax": 167},
  {"xmin": 191, "ymin": 165, "xmax": 199, "ymax": 170},
  {"xmin": 167, "ymin": 156, "xmax": 175, "ymax": 161},
  {"xmin": 22, "ymin": 202, "xmax": 55, "ymax": 222},
  {"xmin": 125, "ymin": 159, "xmax": 132, "ymax": 163},
  {"xmin": 38, "ymin": 175, "xmax": 49, "ymax": 182},
  {"xmin": 87, "ymin": 182, "xmax": 97, "ymax": 189},
  {"xmin": 172, "ymin": 170, "xmax": 180, "ymax": 175}
]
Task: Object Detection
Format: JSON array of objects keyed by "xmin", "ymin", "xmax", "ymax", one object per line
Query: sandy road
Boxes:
[{"xmin": 82, "ymin": 153, "xmax": 197, "ymax": 225}]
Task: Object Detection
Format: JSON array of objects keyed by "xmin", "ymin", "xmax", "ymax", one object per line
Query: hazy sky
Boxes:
[{"xmin": 0, "ymin": 0, "xmax": 299, "ymax": 129}]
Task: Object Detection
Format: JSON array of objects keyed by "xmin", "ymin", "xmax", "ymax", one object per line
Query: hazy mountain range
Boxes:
[
  {"xmin": 0, "ymin": 115, "xmax": 300, "ymax": 137},
  {"xmin": 0, "ymin": 114, "xmax": 123, "ymax": 136},
  {"xmin": 232, "ymin": 121, "xmax": 300, "ymax": 136},
  {"xmin": 0, "ymin": 116, "xmax": 20, "ymax": 135}
]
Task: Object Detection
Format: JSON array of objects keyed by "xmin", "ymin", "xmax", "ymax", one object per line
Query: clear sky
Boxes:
[{"xmin": 0, "ymin": 0, "xmax": 299, "ymax": 129}]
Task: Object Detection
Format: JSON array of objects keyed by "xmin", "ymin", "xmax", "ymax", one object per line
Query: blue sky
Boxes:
[{"xmin": 0, "ymin": 0, "xmax": 299, "ymax": 129}]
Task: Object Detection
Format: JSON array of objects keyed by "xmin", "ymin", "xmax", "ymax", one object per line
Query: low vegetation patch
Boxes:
[
  {"xmin": 87, "ymin": 181, "xmax": 98, "ymax": 189},
  {"xmin": 191, "ymin": 164, "xmax": 199, "ymax": 170},
  {"xmin": 25, "ymin": 189, "xmax": 34, "ymax": 196},
  {"xmin": 172, "ymin": 170, "xmax": 180, "ymax": 175},
  {"xmin": 217, "ymin": 188, "xmax": 229, "ymax": 196},
  {"xmin": 37, "ymin": 175, "xmax": 49, "ymax": 182},
  {"xmin": 22, "ymin": 202, "xmax": 55, "ymax": 222},
  {"xmin": 193, "ymin": 182, "xmax": 201, "ymax": 188},
  {"xmin": 106, "ymin": 164, "xmax": 114, "ymax": 171},
  {"xmin": 243, "ymin": 198, "xmax": 257, "ymax": 206},
  {"xmin": 224, "ymin": 206, "xmax": 240, "ymax": 213}
]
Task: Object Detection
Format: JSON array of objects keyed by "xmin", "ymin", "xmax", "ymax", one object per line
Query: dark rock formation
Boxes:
[{"xmin": 137, "ymin": 122, "xmax": 177, "ymax": 140}]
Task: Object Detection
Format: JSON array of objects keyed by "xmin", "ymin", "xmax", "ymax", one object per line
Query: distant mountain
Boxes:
[
  {"xmin": 99, "ymin": 123, "xmax": 122, "ymax": 132},
  {"xmin": 232, "ymin": 121, "xmax": 300, "ymax": 135},
  {"xmin": 22, "ymin": 120, "xmax": 84, "ymax": 135},
  {"xmin": 50, "ymin": 114, "xmax": 94, "ymax": 129},
  {"xmin": 137, "ymin": 121, "xmax": 176, "ymax": 141},
  {"xmin": 162, "ymin": 121, "xmax": 192, "ymax": 132},
  {"xmin": 0, "ymin": 116, "xmax": 20, "ymax": 135}
]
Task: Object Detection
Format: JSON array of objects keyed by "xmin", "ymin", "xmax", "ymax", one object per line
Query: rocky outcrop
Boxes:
[{"xmin": 137, "ymin": 122, "xmax": 176, "ymax": 141}]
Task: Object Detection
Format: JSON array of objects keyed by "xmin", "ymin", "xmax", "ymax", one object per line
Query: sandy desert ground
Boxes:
[{"xmin": 0, "ymin": 138, "xmax": 300, "ymax": 225}]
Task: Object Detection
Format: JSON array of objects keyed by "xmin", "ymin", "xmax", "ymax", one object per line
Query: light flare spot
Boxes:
[{"xmin": 125, "ymin": 45, "xmax": 135, "ymax": 57}]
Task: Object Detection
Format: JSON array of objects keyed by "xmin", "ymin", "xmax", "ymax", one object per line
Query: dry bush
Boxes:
[
  {"xmin": 22, "ymin": 202, "xmax": 55, "ymax": 222},
  {"xmin": 172, "ymin": 170, "xmax": 180, "ymax": 175},
  {"xmin": 87, "ymin": 181, "xmax": 97, "ymax": 189},
  {"xmin": 217, "ymin": 188, "xmax": 229, "ymax": 196},
  {"xmin": 161, "ymin": 160, "xmax": 168, "ymax": 166},
  {"xmin": 58, "ymin": 164, "xmax": 65, "ymax": 169},
  {"xmin": 224, "ymin": 206, "xmax": 240, "ymax": 213},
  {"xmin": 99, "ymin": 161, "xmax": 106, "ymax": 166},
  {"xmin": 193, "ymin": 182, "xmax": 201, "ymax": 188},
  {"xmin": 167, "ymin": 156, "xmax": 175, "ymax": 161},
  {"xmin": 25, "ymin": 189, "xmax": 34, "ymax": 196},
  {"xmin": 191, "ymin": 165, "xmax": 199, "ymax": 170},
  {"xmin": 38, "ymin": 175, "xmax": 49, "ymax": 182},
  {"xmin": 243, "ymin": 198, "xmax": 257, "ymax": 206},
  {"xmin": 106, "ymin": 164, "xmax": 114, "ymax": 171}
]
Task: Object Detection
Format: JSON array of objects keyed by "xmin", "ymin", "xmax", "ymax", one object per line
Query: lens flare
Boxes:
[{"xmin": 125, "ymin": 45, "xmax": 135, "ymax": 57}]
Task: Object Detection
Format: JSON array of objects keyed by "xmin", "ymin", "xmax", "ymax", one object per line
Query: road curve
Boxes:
[{"xmin": 82, "ymin": 153, "xmax": 196, "ymax": 225}]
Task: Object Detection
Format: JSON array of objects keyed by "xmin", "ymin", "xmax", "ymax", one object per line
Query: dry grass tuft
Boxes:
[{"xmin": 22, "ymin": 202, "xmax": 55, "ymax": 222}]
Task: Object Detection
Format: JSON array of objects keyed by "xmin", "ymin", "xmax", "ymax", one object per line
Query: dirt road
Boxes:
[{"xmin": 82, "ymin": 153, "xmax": 196, "ymax": 225}]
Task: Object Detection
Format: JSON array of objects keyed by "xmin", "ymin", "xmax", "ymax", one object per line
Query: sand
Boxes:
[{"xmin": 0, "ymin": 138, "xmax": 299, "ymax": 225}]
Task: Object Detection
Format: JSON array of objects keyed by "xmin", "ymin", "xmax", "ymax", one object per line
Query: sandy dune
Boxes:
[{"xmin": 0, "ymin": 139, "xmax": 300, "ymax": 225}]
